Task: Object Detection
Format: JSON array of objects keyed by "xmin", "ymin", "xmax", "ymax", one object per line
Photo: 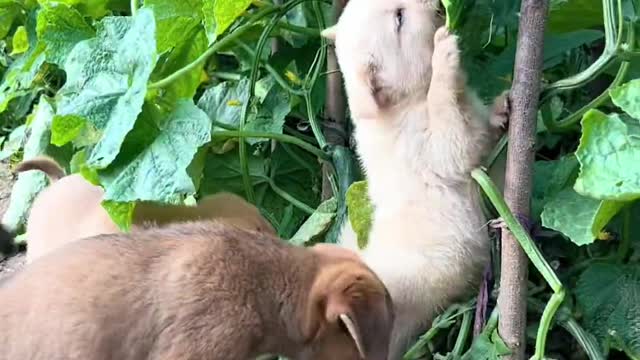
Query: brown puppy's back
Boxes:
[
  {"xmin": 0, "ymin": 222, "xmax": 394, "ymax": 360},
  {"xmin": 0, "ymin": 222, "xmax": 305, "ymax": 359}
]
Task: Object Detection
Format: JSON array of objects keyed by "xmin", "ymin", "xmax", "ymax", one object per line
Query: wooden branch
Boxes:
[
  {"xmin": 321, "ymin": 0, "xmax": 347, "ymax": 200},
  {"xmin": 498, "ymin": 1, "xmax": 549, "ymax": 359}
]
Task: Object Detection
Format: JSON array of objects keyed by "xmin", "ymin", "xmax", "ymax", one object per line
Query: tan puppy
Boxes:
[
  {"xmin": 16, "ymin": 156, "xmax": 276, "ymax": 264},
  {"xmin": 0, "ymin": 221, "xmax": 394, "ymax": 360},
  {"xmin": 322, "ymin": 0, "xmax": 509, "ymax": 357}
]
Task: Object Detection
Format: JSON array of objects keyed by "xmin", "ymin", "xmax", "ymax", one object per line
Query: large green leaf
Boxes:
[
  {"xmin": 1, "ymin": 97, "xmax": 54, "ymax": 232},
  {"xmin": 143, "ymin": 0, "xmax": 202, "ymax": 53},
  {"xmin": 38, "ymin": 0, "xmax": 112, "ymax": 19},
  {"xmin": 213, "ymin": 0, "xmax": 252, "ymax": 36},
  {"xmin": 531, "ymin": 156, "xmax": 579, "ymax": 219},
  {"xmin": 201, "ymin": 144, "xmax": 321, "ymax": 238},
  {"xmin": 541, "ymin": 188, "xmax": 625, "ymax": 246},
  {"xmin": 290, "ymin": 197, "xmax": 337, "ymax": 245},
  {"xmin": 574, "ymin": 110, "xmax": 640, "ymax": 201},
  {"xmin": 0, "ymin": 3, "xmax": 21, "ymax": 39},
  {"xmin": 547, "ymin": 0, "xmax": 603, "ymax": 33},
  {"xmin": 55, "ymin": 8, "xmax": 157, "ymax": 169},
  {"xmin": 345, "ymin": 181, "xmax": 373, "ymax": 249},
  {"xmin": 98, "ymin": 99, "xmax": 211, "ymax": 204},
  {"xmin": 576, "ymin": 263, "xmax": 640, "ymax": 358},
  {"xmin": 610, "ymin": 78, "xmax": 640, "ymax": 120},
  {"xmin": 36, "ymin": 3, "xmax": 95, "ymax": 66},
  {"xmin": 150, "ymin": 26, "xmax": 208, "ymax": 109}
]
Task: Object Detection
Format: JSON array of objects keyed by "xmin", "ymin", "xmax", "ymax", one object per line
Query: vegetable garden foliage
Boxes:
[{"xmin": 0, "ymin": 0, "xmax": 639, "ymax": 358}]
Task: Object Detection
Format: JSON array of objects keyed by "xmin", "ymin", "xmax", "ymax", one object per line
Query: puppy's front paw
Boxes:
[
  {"xmin": 490, "ymin": 90, "xmax": 511, "ymax": 132},
  {"xmin": 432, "ymin": 26, "xmax": 460, "ymax": 74}
]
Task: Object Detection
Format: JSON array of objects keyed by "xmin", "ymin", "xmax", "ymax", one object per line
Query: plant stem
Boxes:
[
  {"xmin": 496, "ymin": 0, "xmax": 550, "ymax": 358},
  {"xmin": 617, "ymin": 206, "xmax": 631, "ymax": 262},
  {"xmin": 546, "ymin": 59, "xmax": 630, "ymax": 132},
  {"xmin": 452, "ymin": 308, "xmax": 473, "ymax": 357},
  {"xmin": 212, "ymin": 130, "xmax": 329, "ymax": 160},
  {"xmin": 541, "ymin": 0, "xmax": 620, "ymax": 99},
  {"xmin": 473, "ymin": 168, "xmax": 565, "ymax": 360},
  {"xmin": 130, "ymin": 0, "xmax": 137, "ymax": 16},
  {"xmin": 268, "ymin": 178, "xmax": 315, "ymax": 214},
  {"xmin": 276, "ymin": 21, "xmax": 321, "ymax": 36},
  {"xmin": 533, "ymin": 290, "xmax": 566, "ymax": 360}
]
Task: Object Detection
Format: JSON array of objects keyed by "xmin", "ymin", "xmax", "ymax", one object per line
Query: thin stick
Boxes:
[{"xmin": 498, "ymin": 0, "xmax": 550, "ymax": 358}]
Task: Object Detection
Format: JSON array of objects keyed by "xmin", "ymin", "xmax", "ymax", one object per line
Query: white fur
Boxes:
[{"xmin": 325, "ymin": 0, "xmax": 508, "ymax": 358}]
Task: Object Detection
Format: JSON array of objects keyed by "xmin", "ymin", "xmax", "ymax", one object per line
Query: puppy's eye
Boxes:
[{"xmin": 395, "ymin": 8, "xmax": 405, "ymax": 32}]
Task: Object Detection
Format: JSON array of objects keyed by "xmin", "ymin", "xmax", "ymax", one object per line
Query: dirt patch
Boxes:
[{"xmin": 0, "ymin": 160, "xmax": 26, "ymax": 282}]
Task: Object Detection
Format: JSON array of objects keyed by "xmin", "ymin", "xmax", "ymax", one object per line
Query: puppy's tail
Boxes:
[{"xmin": 15, "ymin": 156, "xmax": 66, "ymax": 182}]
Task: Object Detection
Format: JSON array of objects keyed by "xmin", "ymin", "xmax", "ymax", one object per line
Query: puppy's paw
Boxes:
[
  {"xmin": 490, "ymin": 90, "xmax": 511, "ymax": 132},
  {"xmin": 432, "ymin": 26, "xmax": 460, "ymax": 73}
]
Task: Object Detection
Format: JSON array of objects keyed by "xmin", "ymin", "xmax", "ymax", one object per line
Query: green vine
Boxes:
[{"xmin": 471, "ymin": 168, "xmax": 565, "ymax": 360}]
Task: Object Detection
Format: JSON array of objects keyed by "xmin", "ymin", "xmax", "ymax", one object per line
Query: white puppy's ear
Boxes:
[{"xmin": 321, "ymin": 25, "xmax": 337, "ymax": 41}]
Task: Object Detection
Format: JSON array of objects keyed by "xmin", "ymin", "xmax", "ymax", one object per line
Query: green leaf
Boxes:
[
  {"xmin": 0, "ymin": 21, "xmax": 46, "ymax": 115},
  {"xmin": 214, "ymin": 0, "xmax": 252, "ymax": 36},
  {"xmin": 0, "ymin": 124, "xmax": 26, "ymax": 160},
  {"xmin": 574, "ymin": 110, "xmax": 640, "ymax": 201},
  {"xmin": 38, "ymin": 0, "xmax": 112, "ymax": 19},
  {"xmin": 56, "ymin": 8, "xmax": 157, "ymax": 169},
  {"xmin": 1, "ymin": 97, "xmax": 54, "ymax": 232},
  {"xmin": 610, "ymin": 78, "xmax": 640, "ymax": 120},
  {"xmin": 10, "ymin": 25, "xmax": 28, "ymax": 55},
  {"xmin": 201, "ymin": 0, "xmax": 217, "ymax": 43},
  {"xmin": 576, "ymin": 263, "xmax": 640, "ymax": 358},
  {"xmin": 345, "ymin": 181, "xmax": 373, "ymax": 249},
  {"xmin": 460, "ymin": 329, "xmax": 511, "ymax": 360},
  {"xmin": 51, "ymin": 114, "xmax": 86, "ymax": 146},
  {"xmin": 441, "ymin": 0, "xmax": 475, "ymax": 30},
  {"xmin": 290, "ymin": 197, "xmax": 337, "ymax": 245},
  {"xmin": 0, "ymin": 4, "xmax": 21, "ymax": 39},
  {"xmin": 198, "ymin": 78, "xmax": 250, "ymax": 128},
  {"xmin": 149, "ymin": 26, "xmax": 208, "ymax": 109},
  {"xmin": 101, "ymin": 200, "xmax": 135, "ymax": 231},
  {"xmin": 245, "ymin": 81, "xmax": 291, "ymax": 144},
  {"xmin": 201, "ymin": 144, "xmax": 321, "ymax": 238},
  {"xmin": 36, "ymin": 3, "xmax": 95, "ymax": 66},
  {"xmin": 531, "ymin": 155, "xmax": 579, "ymax": 219},
  {"xmin": 69, "ymin": 148, "xmax": 100, "ymax": 185},
  {"xmin": 541, "ymin": 188, "xmax": 625, "ymax": 246},
  {"xmin": 98, "ymin": 99, "xmax": 211, "ymax": 203},
  {"xmin": 548, "ymin": 0, "xmax": 603, "ymax": 33},
  {"xmin": 143, "ymin": 0, "xmax": 202, "ymax": 53}
]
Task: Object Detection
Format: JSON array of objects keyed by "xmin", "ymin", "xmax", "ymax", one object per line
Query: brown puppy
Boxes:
[
  {"xmin": 16, "ymin": 156, "xmax": 276, "ymax": 263},
  {"xmin": 0, "ymin": 221, "xmax": 394, "ymax": 360}
]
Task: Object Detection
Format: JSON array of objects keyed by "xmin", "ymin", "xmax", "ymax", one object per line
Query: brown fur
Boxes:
[
  {"xmin": 0, "ymin": 221, "xmax": 394, "ymax": 360},
  {"xmin": 17, "ymin": 156, "xmax": 276, "ymax": 264}
]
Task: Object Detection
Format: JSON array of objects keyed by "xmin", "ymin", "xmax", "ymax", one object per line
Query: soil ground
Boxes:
[{"xmin": 0, "ymin": 160, "xmax": 26, "ymax": 282}]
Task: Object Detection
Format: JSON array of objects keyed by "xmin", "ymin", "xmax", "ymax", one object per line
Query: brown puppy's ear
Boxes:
[
  {"xmin": 307, "ymin": 264, "xmax": 394, "ymax": 360},
  {"xmin": 320, "ymin": 25, "xmax": 337, "ymax": 41}
]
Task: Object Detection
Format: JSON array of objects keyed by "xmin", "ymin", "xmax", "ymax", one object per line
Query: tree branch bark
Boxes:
[
  {"xmin": 498, "ymin": 1, "xmax": 549, "ymax": 359},
  {"xmin": 321, "ymin": 0, "xmax": 347, "ymax": 200}
]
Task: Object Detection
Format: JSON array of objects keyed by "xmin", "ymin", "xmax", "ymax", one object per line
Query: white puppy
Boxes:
[{"xmin": 322, "ymin": 0, "xmax": 509, "ymax": 358}]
